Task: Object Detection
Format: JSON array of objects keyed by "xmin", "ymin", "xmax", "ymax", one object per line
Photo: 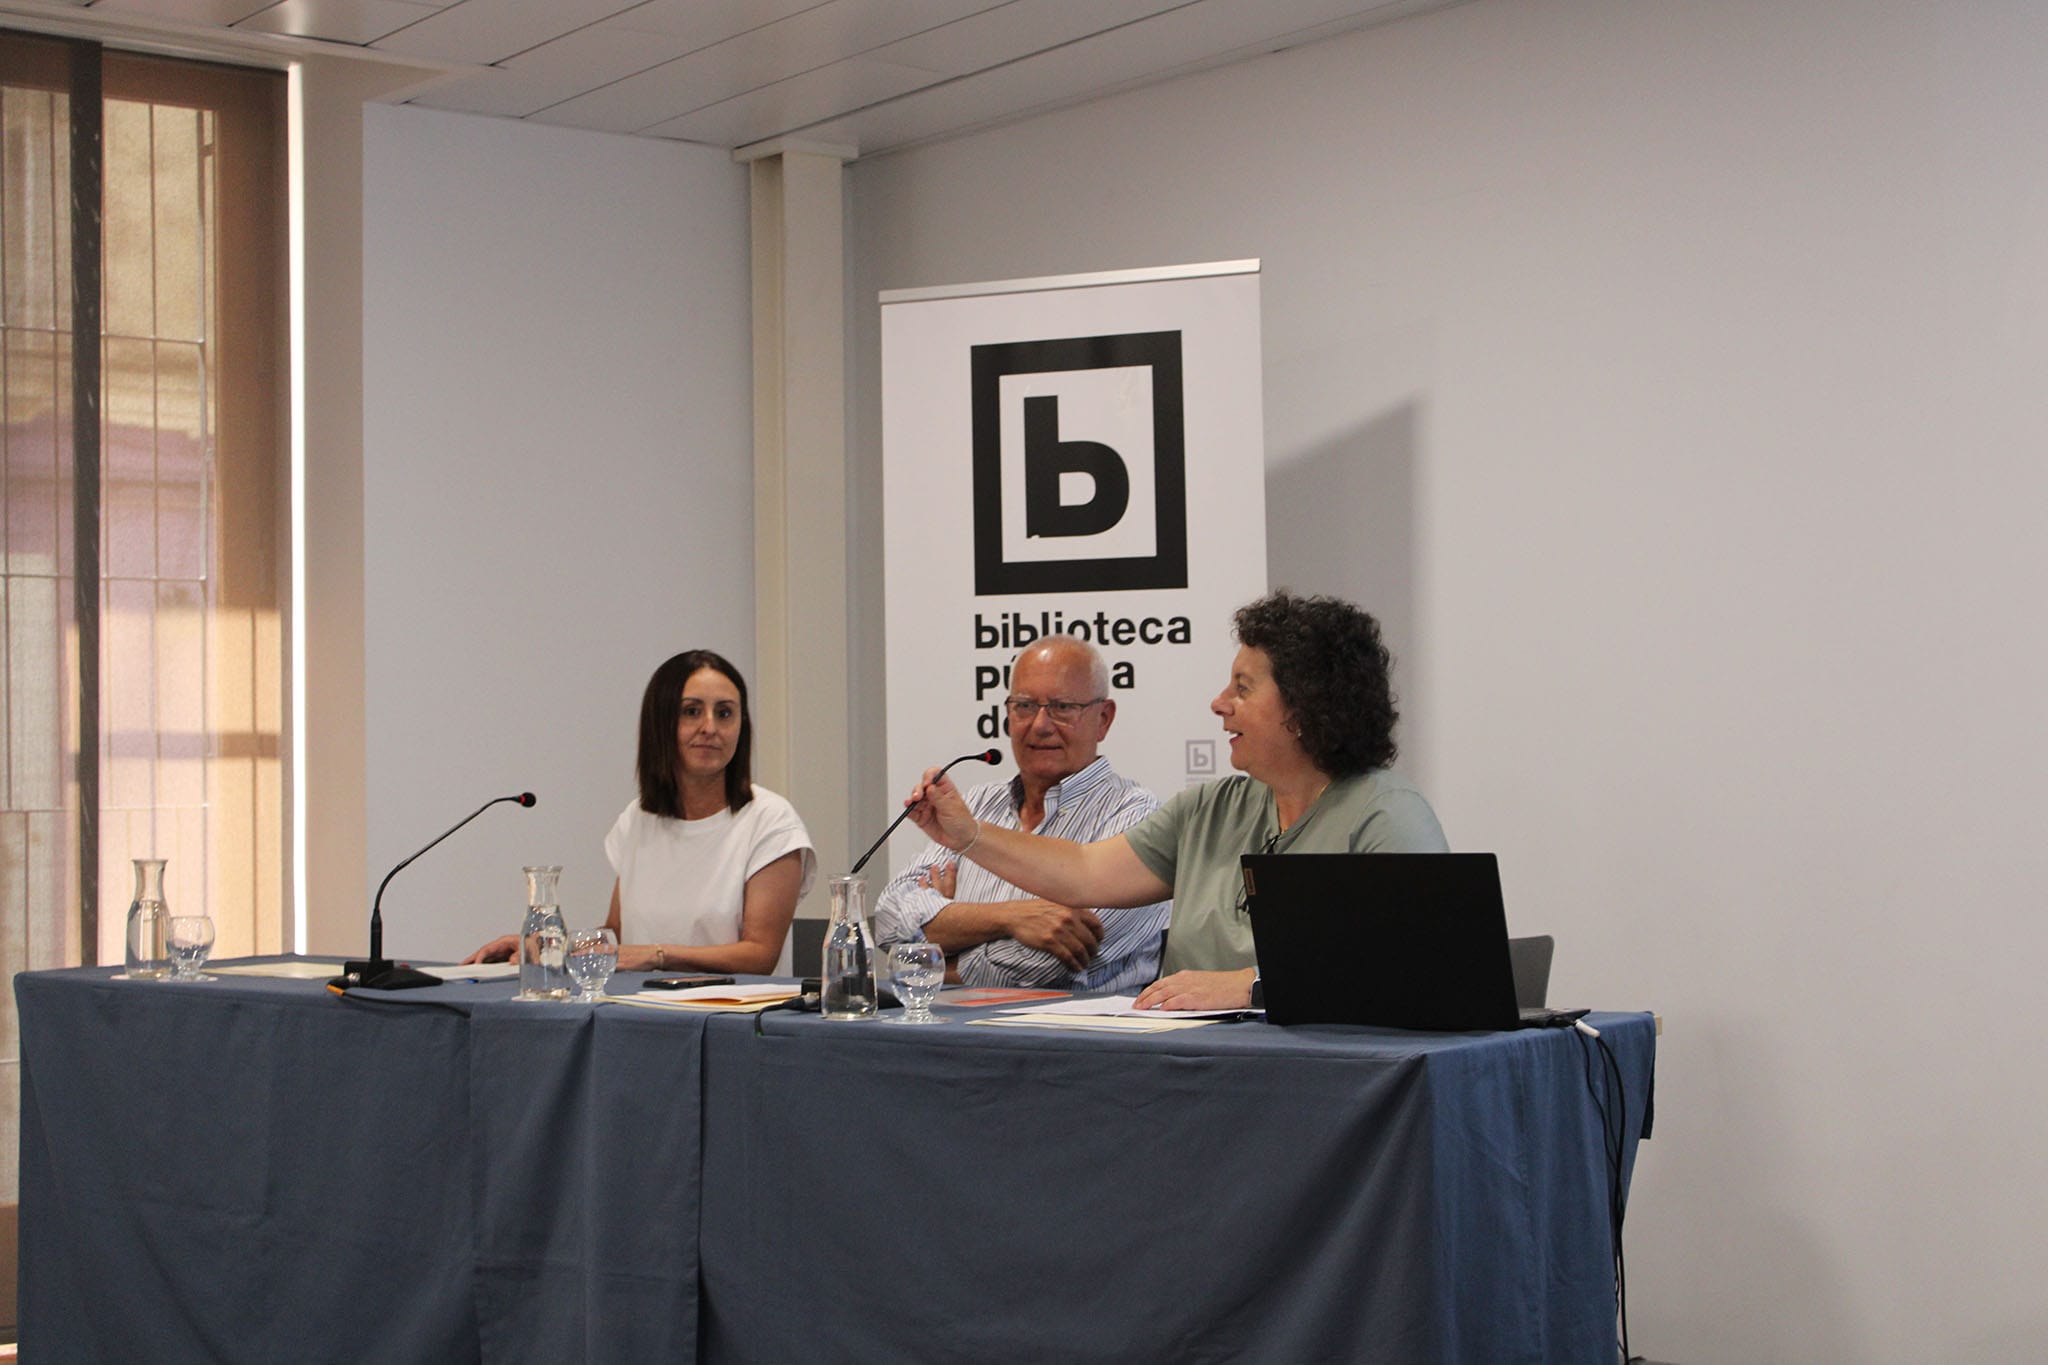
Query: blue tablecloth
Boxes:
[
  {"xmin": 14, "ymin": 961, "xmax": 1654, "ymax": 1363},
  {"xmin": 696, "ymin": 1006, "xmax": 1654, "ymax": 1363},
  {"xmin": 17, "ymin": 967, "xmax": 483, "ymax": 1361}
]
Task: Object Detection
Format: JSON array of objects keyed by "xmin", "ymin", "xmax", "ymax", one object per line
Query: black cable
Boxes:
[
  {"xmin": 325, "ymin": 985, "xmax": 473, "ymax": 1018},
  {"xmin": 752, "ymin": 991, "xmax": 820, "ymax": 1034},
  {"xmin": 1572, "ymin": 1030, "xmax": 1618, "ymax": 1357},
  {"xmin": 1598, "ymin": 1032, "xmax": 1629, "ymax": 1365},
  {"xmin": 1574, "ymin": 1025, "xmax": 1632, "ymax": 1364}
]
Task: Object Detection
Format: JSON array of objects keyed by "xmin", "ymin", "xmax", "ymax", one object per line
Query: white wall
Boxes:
[
  {"xmin": 362, "ymin": 106, "xmax": 753, "ymax": 959},
  {"xmin": 847, "ymin": 1, "xmax": 2048, "ymax": 1359}
]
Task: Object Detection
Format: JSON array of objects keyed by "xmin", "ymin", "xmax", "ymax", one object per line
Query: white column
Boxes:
[
  {"xmin": 292, "ymin": 54, "xmax": 439, "ymax": 954},
  {"xmin": 741, "ymin": 140, "xmax": 856, "ymax": 913}
]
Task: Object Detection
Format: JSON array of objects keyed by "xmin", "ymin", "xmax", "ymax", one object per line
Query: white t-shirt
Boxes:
[{"xmin": 604, "ymin": 786, "xmax": 817, "ymax": 975}]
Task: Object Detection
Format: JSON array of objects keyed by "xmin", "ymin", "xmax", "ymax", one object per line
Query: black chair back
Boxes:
[{"xmin": 1508, "ymin": 934, "xmax": 1555, "ymax": 1010}]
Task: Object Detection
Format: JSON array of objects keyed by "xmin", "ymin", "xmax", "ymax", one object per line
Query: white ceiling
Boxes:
[{"xmin": 18, "ymin": 0, "xmax": 1464, "ymax": 157}]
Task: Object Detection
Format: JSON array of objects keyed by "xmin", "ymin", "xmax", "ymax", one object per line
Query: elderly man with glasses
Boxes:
[{"xmin": 874, "ymin": 635, "xmax": 1169, "ymax": 991}]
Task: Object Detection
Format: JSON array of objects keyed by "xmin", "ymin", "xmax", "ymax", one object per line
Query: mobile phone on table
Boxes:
[{"xmin": 645, "ymin": 974, "xmax": 736, "ymax": 990}]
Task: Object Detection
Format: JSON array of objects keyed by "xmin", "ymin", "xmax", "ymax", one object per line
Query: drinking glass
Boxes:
[
  {"xmin": 567, "ymin": 927, "xmax": 619, "ymax": 1003},
  {"xmin": 167, "ymin": 915, "xmax": 216, "ymax": 981},
  {"xmin": 887, "ymin": 942, "xmax": 945, "ymax": 1024}
]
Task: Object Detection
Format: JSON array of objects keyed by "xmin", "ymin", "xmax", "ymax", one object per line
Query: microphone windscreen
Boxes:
[
  {"xmin": 980, "ymin": 749, "xmax": 1002, "ymax": 764},
  {"xmin": 518, "ymin": 792, "xmax": 537, "ymax": 806}
]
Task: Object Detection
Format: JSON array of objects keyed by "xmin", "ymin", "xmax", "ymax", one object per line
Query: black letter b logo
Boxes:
[
  {"xmin": 972, "ymin": 330, "xmax": 1187, "ymax": 596},
  {"xmin": 1023, "ymin": 395, "xmax": 1129, "ymax": 539}
]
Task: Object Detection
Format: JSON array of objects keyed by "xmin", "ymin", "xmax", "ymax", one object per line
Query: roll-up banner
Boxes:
[{"xmin": 880, "ymin": 260, "xmax": 1267, "ymax": 871}]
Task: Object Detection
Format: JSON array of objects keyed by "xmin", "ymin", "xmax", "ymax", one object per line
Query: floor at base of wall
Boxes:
[{"xmin": 1, "ymin": 1199, "xmax": 14, "ymax": 1347}]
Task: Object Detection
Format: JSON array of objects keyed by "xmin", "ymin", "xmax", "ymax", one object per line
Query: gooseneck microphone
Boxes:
[
  {"xmin": 339, "ymin": 791, "xmax": 537, "ymax": 990},
  {"xmin": 848, "ymin": 750, "xmax": 1001, "ymax": 875}
]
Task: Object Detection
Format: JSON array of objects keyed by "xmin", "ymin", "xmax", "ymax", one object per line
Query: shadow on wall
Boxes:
[{"xmin": 1264, "ymin": 402, "xmax": 1425, "ymax": 772}]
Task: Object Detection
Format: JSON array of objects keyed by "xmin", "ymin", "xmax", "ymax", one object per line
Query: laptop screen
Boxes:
[{"xmin": 1240, "ymin": 852, "xmax": 1522, "ymax": 1030}]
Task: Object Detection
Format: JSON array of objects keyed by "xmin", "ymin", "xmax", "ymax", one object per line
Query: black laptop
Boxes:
[{"xmin": 1240, "ymin": 852, "xmax": 1584, "ymax": 1030}]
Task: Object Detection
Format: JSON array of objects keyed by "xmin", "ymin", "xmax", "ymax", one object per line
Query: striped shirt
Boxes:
[{"xmin": 872, "ymin": 756, "xmax": 1171, "ymax": 993}]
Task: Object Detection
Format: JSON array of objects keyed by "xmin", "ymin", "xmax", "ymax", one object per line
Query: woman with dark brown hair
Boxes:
[{"xmin": 465, "ymin": 650, "xmax": 814, "ymax": 975}]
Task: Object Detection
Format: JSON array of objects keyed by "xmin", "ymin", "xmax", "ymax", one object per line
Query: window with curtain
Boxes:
[{"xmin": 0, "ymin": 29, "xmax": 286, "ymax": 1235}]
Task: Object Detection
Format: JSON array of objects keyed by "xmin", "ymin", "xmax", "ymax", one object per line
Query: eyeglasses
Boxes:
[
  {"xmin": 1234, "ymin": 828, "xmax": 1283, "ymax": 918},
  {"xmin": 1003, "ymin": 696, "xmax": 1106, "ymax": 725}
]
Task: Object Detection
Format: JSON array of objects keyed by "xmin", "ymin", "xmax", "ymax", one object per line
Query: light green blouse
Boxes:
[{"xmin": 1122, "ymin": 770, "xmax": 1449, "ymax": 974}]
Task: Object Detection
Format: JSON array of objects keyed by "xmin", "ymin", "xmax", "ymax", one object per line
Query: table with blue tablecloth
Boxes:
[{"xmin": 14, "ymin": 961, "xmax": 1654, "ymax": 1363}]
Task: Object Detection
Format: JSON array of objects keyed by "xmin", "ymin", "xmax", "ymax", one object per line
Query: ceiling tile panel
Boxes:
[
  {"xmin": 590, "ymin": 0, "xmax": 835, "ymax": 47},
  {"xmin": 796, "ymin": 0, "xmax": 1431, "ymax": 156},
  {"xmin": 404, "ymin": 25, "xmax": 684, "ymax": 118},
  {"xmin": 398, "ymin": 64, "xmax": 586, "ymax": 119},
  {"xmin": 96, "ymin": 1, "xmax": 280, "ymax": 25},
  {"xmin": 669, "ymin": 0, "xmax": 1009, "ymax": 64},
  {"xmin": 371, "ymin": 0, "xmax": 642, "ymax": 65},
  {"xmin": 534, "ymin": 0, "xmax": 1007, "ymax": 133},
  {"xmin": 236, "ymin": 0, "xmax": 446, "ymax": 46},
  {"xmin": 638, "ymin": 56, "xmax": 935, "ymax": 147},
  {"xmin": 867, "ymin": 0, "xmax": 1189, "ymax": 79}
]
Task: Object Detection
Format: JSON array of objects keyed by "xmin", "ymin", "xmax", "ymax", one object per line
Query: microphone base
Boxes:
[{"xmin": 336, "ymin": 958, "xmax": 444, "ymax": 991}]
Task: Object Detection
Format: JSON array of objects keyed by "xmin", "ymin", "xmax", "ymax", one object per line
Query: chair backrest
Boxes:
[
  {"xmin": 1508, "ymin": 934, "xmax": 1555, "ymax": 1010},
  {"xmin": 789, "ymin": 916, "xmax": 825, "ymax": 979}
]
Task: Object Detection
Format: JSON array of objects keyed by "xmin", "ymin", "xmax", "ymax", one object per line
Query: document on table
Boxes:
[
  {"xmin": 209, "ymin": 960, "xmax": 350, "ymax": 980},
  {"xmin": 943, "ymin": 986, "xmax": 1070, "ymax": 1008},
  {"xmin": 965, "ymin": 993, "xmax": 1257, "ymax": 1033},
  {"xmin": 970, "ymin": 1013, "xmax": 1213, "ymax": 1033},
  {"xmin": 611, "ymin": 983, "xmax": 800, "ymax": 1012},
  {"xmin": 434, "ymin": 962, "xmax": 521, "ymax": 981},
  {"xmin": 1000, "ymin": 993, "xmax": 1263, "ymax": 1021},
  {"xmin": 208, "ymin": 959, "xmax": 524, "ymax": 982}
]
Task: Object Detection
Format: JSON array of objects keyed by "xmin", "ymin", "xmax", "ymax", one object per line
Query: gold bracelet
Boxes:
[{"xmin": 653, "ymin": 944, "xmax": 665, "ymax": 971}]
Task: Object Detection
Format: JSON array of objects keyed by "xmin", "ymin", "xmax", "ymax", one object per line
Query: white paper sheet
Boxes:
[
  {"xmin": 433, "ymin": 962, "xmax": 521, "ymax": 981},
  {"xmin": 969, "ymin": 1014, "xmax": 1213, "ymax": 1033},
  {"xmin": 208, "ymin": 961, "xmax": 349, "ymax": 980},
  {"xmin": 610, "ymin": 983, "xmax": 801, "ymax": 1012},
  {"xmin": 998, "ymin": 993, "xmax": 1261, "ymax": 1021}
]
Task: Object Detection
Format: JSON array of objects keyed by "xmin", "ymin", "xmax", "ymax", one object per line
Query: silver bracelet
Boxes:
[{"xmin": 959, "ymin": 820, "xmax": 982, "ymax": 858}]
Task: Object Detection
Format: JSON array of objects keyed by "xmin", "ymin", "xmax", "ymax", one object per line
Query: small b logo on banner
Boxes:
[{"xmin": 971, "ymin": 331, "xmax": 1189, "ymax": 595}]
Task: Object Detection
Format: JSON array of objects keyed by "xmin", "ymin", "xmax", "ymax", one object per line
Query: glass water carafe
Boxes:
[
  {"xmin": 517, "ymin": 864, "xmax": 571, "ymax": 1001},
  {"xmin": 124, "ymin": 858, "xmax": 172, "ymax": 979},
  {"xmin": 821, "ymin": 873, "xmax": 877, "ymax": 1019}
]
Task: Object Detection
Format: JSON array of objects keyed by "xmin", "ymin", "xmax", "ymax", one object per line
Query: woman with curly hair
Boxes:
[{"xmin": 903, "ymin": 591, "xmax": 1445, "ymax": 1011}]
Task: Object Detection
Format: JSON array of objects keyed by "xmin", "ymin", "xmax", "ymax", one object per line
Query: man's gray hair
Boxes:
[{"xmin": 1019, "ymin": 634, "xmax": 1109, "ymax": 697}]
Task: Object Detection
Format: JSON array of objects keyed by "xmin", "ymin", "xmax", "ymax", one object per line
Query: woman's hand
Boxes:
[
  {"xmin": 1134, "ymin": 967, "xmax": 1257, "ymax": 1012},
  {"xmin": 619, "ymin": 943, "xmax": 664, "ymax": 973},
  {"xmin": 460, "ymin": 934, "xmax": 518, "ymax": 965},
  {"xmin": 903, "ymin": 769, "xmax": 980, "ymax": 853}
]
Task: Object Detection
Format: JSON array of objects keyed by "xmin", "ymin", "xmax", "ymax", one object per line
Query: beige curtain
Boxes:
[{"xmin": 0, "ymin": 29, "xmax": 285, "ymax": 1225}]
